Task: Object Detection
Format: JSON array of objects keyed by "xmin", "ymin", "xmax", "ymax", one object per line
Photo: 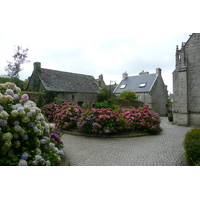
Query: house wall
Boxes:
[
  {"xmin": 136, "ymin": 93, "xmax": 152, "ymax": 108},
  {"xmin": 151, "ymin": 77, "xmax": 168, "ymax": 116},
  {"xmin": 56, "ymin": 92, "xmax": 98, "ymax": 107},
  {"xmin": 26, "ymin": 62, "xmax": 99, "ymax": 107},
  {"xmin": 173, "ymin": 34, "xmax": 200, "ymax": 126},
  {"xmin": 26, "ymin": 64, "xmax": 45, "ymax": 92}
]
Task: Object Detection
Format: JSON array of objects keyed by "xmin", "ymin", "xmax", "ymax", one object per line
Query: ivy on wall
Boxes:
[{"xmin": 44, "ymin": 91, "xmax": 60, "ymax": 104}]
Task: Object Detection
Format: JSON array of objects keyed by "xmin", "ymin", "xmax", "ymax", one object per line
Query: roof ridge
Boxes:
[
  {"xmin": 40, "ymin": 67, "xmax": 93, "ymax": 77},
  {"xmin": 128, "ymin": 73, "xmax": 156, "ymax": 78}
]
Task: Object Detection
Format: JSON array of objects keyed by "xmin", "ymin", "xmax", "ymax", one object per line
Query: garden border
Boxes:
[{"xmin": 57, "ymin": 128, "xmax": 162, "ymax": 138}]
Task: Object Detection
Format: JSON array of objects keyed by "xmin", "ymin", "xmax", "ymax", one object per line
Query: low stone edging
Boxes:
[{"xmin": 57, "ymin": 128, "xmax": 162, "ymax": 139}]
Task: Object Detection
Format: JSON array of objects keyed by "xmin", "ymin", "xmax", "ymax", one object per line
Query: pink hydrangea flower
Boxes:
[{"xmin": 21, "ymin": 94, "xmax": 29, "ymax": 103}]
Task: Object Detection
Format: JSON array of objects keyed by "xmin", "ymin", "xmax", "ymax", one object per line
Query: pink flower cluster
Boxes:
[
  {"xmin": 42, "ymin": 102, "xmax": 161, "ymax": 135},
  {"xmin": 42, "ymin": 102, "xmax": 62, "ymax": 122},
  {"xmin": 53, "ymin": 102, "xmax": 83, "ymax": 130},
  {"xmin": 120, "ymin": 106, "xmax": 161, "ymax": 133},
  {"xmin": 77, "ymin": 108, "xmax": 125, "ymax": 134}
]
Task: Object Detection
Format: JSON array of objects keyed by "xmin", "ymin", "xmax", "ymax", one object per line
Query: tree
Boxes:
[
  {"xmin": 97, "ymin": 86, "xmax": 110, "ymax": 102},
  {"xmin": 118, "ymin": 91, "xmax": 137, "ymax": 101},
  {"xmin": 5, "ymin": 46, "xmax": 30, "ymax": 79}
]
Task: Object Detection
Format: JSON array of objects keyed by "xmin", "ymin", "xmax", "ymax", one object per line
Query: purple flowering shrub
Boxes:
[
  {"xmin": 50, "ymin": 131, "xmax": 64, "ymax": 148},
  {"xmin": 119, "ymin": 106, "xmax": 161, "ymax": 133},
  {"xmin": 77, "ymin": 108, "xmax": 126, "ymax": 134},
  {"xmin": 41, "ymin": 102, "xmax": 61, "ymax": 122},
  {"xmin": 0, "ymin": 82, "xmax": 64, "ymax": 166},
  {"xmin": 53, "ymin": 102, "xmax": 83, "ymax": 130}
]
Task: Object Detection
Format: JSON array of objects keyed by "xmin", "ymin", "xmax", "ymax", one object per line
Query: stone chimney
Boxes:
[
  {"xmin": 139, "ymin": 70, "xmax": 149, "ymax": 75},
  {"xmin": 122, "ymin": 71, "xmax": 128, "ymax": 79},
  {"xmin": 34, "ymin": 62, "xmax": 41, "ymax": 71},
  {"xmin": 156, "ymin": 68, "xmax": 161, "ymax": 76}
]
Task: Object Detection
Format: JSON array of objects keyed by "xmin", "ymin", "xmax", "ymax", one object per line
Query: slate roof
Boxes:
[
  {"xmin": 39, "ymin": 68, "xmax": 101, "ymax": 93},
  {"xmin": 113, "ymin": 73, "xmax": 158, "ymax": 94}
]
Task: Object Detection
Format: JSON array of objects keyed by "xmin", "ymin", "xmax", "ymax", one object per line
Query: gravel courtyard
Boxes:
[{"xmin": 61, "ymin": 117, "xmax": 192, "ymax": 166}]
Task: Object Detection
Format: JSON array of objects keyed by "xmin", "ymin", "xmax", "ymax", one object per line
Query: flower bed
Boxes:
[
  {"xmin": 0, "ymin": 82, "xmax": 64, "ymax": 166},
  {"xmin": 77, "ymin": 108, "xmax": 129, "ymax": 134},
  {"xmin": 42, "ymin": 102, "xmax": 61, "ymax": 122},
  {"xmin": 119, "ymin": 106, "xmax": 161, "ymax": 134},
  {"xmin": 41, "ymin": 102, "xmax": 161, "ymax": 135},
  {"xmin": 53, "ymin": 102, "xmax": 83, "ymax": 130}
]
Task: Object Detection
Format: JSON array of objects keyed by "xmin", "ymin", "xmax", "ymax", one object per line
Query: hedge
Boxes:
[{"xmin": 183, "ymin": 128, "xmax": 200, "ymax": 166}]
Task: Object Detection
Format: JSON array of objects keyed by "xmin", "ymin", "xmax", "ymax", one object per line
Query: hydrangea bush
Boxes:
[
  {"xmin": 119, "ymin": 106, "xmax": 161, "ymax": 133},
  {"xmin": 41, "ymin": 102, "xmax": 61, "ymax": 122},
  {"xmin": 53, "ymin": 102, "xmax": 82, "ymax": 130},
  {"xmin": 77, "ymin": 106, "xmax": 161, "ymax": 135},
  {"xmin": 77, "ymin": 108, "xmax": 127, "ymax": 134},
  {"xmin": 0, "ymin": 82, "xmax": 64, "ymax": 166}
]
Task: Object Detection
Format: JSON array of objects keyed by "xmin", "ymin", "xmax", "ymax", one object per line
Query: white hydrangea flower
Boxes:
[
  {"xmin": 24, "ymin": 100, "xmax": 36, "ymax": 107},
  {"xmin": 18, "ymin": 159, "xmax": 28, "ymax": 166},
  {"xmin": 46, "ymin": 160, "xmax": 51, "ymax": 166},
  {"xmin": 21, "ymin": 116, "xmax": 30, "ymax": 123},
  {"xmin": 3, "ymin": 132, "xmax": 13, "ymax": 141},
  {"xmin": 11, "ymin": 110, "xmax": 18, "ymax": 117},
  {"xmin": 24, "ymin": 105, "xmax": 31, "ymax": 112},
  {"xmin": 0, "ymin": 111, "xmax": 9, "ymax": 120}
]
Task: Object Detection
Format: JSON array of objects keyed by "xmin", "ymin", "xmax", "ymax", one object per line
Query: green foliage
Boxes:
[
  {"xmin": 166, "ymin": 98, "xmax": 172, "ymax": 106},
  {"xmin": 168, "ymin": 113, "xmax": 173, "ymax": 122},
  {"xmin": 97, "ymin": 86, "xmax": 110, "ymax": 102},
  {"xmin": 118, "ymin": 91, "xmax": 137, "ymax": 101},
  {"xmin": 0, "ymin": 77, "xmax": 27, "ymax": 91},
  {"xmin": 94, "ymin": 101, "xmax": 118, "ymax": 109},
  {"xmin": 44, "ymin": 91, "xmax": 59, "ymax": 104},
  {"xmin": 184, "ymin": 128, "xmax": 200, "ymax": 166}
]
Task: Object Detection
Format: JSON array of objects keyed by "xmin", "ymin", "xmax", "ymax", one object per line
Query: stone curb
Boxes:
[{"xmin": 57, "ymin": 128, "xmax": 162, "ymax": 139}]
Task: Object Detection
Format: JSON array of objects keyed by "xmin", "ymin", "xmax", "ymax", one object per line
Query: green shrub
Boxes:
[
  {"xmin": 118, "ymin": 91, "xmax": 137, "ymax": 101},
  {"xmin": 184, "ymin": 128, "xmax": 200, "ymax": 166},
  {"xmin": 97, "ymin": 86, "xmax": 110, "ymax": 102},
  {"xmin": 94, "ymin": 101, "xmax": 118, "ymax": 109},
  {"xmin": 168, "ymin": 113, "xmax": 173, "ymax": 122}
]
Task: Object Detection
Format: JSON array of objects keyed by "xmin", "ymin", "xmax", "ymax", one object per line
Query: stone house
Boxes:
[
  {"xmin": 173, "ymin": 33, "xmax": 200, "ymax": 126},
  {"xmin": 113, "ymin": 68, "xmax": 168, "ymax": 116},
  {"xmin": 26, "ymin": 62, "xmax": 104, "ymax": 106}
]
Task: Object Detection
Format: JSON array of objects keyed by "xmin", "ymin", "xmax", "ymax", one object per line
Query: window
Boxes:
[
  {"xmin": 78, "ymin": 101, "xmax": 83, "ymax": 106},
  {"xmin": 139, "ymin": 83, "xmax": 147, "ymax": 88},
  {"xmin": 120, "ymin": 84, "xmax": 127, "ymax": 89}
]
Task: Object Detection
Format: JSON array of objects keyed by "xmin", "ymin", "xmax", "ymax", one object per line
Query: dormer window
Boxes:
[
  {"xmin": 139, "ymin": 83, "xmax": 147, "ymax": 88},
  {"xmin": 120, "ymin": 84, "xmax": 127, "ymax": 89}
]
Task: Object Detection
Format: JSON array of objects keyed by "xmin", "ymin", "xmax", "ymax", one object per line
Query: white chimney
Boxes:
[
  {"xmin": 122, "ymin": 71, "xmax": 128, "ymax": 79},
  {"xmin": 139, "ymin": 70, "xmax": 149, "ymax": 75},
  {"xmin": 156, "ymin": 68, "xmax": 161, "ymax": 76}
]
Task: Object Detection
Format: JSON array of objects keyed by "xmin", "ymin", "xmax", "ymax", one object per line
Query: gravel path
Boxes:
[{"xmin": 61, "ymin": 117, "xmax": 191, "ymax": 166}]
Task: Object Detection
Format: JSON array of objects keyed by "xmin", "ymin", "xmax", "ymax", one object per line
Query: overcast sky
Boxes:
[{"xmin": 0, "ymin": 0, "xmax": 198, "ymax": 93}]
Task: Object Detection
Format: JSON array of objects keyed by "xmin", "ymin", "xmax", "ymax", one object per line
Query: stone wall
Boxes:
[
  {"xmin": 173, "ymin": 33, "xmax": 200, "ymax": 126},
  {"xmin": 137, "ymin": 93, "xmax": 152, "ymax": 108},
  {"xmin": 150, "ymin": 74, "xmax": 168, "ymax": 116},
  {"xmin": 56, "ymin": 92, "xmax": 98, "ymax": 107}
]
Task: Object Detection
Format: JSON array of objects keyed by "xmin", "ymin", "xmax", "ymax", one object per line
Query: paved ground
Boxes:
[{"xmin": 61, "ymin": 117, "xmax": 192, "ymax": 166}]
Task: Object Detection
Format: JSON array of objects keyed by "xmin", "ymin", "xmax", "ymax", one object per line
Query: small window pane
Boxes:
[
  {"xmin": 139, "ymin": 83, "xmax": 147, "ymax": 88},
  {"xmin": 120, "ymin": 84, "xmax": 127, "ymax": 89}
]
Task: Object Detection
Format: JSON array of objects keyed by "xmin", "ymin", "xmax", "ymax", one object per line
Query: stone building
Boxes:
[
  {"xmin": 113, "ymin": 68, "xmax": 168, "ymax": 115},
  {"xmin": 173, "ymin": 33, "xmax": 200, "ymax": 126},
  {"xmin": 26, "ymin": 62, "xmax": 103, "ymax": 106}
]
